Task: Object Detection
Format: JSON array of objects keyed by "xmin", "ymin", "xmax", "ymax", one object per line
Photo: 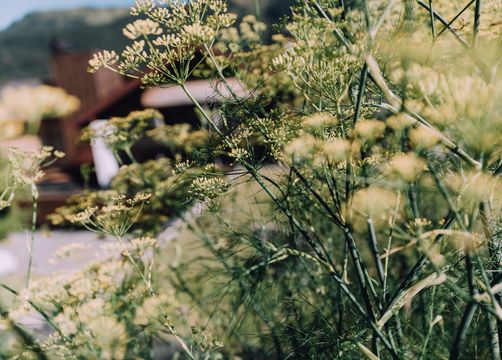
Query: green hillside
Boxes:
[{"xmin": 0, "ymin": 8, "xmax": 133, "ymax": 83}]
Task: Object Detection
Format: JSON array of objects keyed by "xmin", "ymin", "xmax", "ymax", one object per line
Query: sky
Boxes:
[{"xmin": 0, "ymin": 0, "xmax": 133, "ymax": 30}]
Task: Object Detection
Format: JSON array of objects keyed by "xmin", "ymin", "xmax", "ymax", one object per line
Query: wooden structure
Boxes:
[
  {"xmin": 36, "ymin": 50, "xmax": 244, "ymax": 224},
  {"xmin": 50, "ymin": 51, "xmax": 129, "ymax": 167}
]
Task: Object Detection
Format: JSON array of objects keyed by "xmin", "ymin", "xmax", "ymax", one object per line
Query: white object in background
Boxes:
[
  {"xmin": 0, "ymin": 248, "xmax": 18, "ymax": 276},
  {"xmin": 89, "ymin": 120, "xmax": 120, "ymax": 188},
  {"xmin": 141, "ymin": 78, "xmax": 248, "ymax": 108}
]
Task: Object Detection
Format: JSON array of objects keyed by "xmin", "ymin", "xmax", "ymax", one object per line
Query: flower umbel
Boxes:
[{"xmin": 67, "ymin": 193, "xmax": 151, "ymax": 238}]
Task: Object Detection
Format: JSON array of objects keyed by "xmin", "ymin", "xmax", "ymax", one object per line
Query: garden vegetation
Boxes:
[{"xmin": 1, "ymin": 0, "xmax": 502, "ymax": 359}]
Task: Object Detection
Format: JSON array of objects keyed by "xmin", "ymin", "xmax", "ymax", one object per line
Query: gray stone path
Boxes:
[
  {"xmin": 0, "ymin": 211, "xmax": 192, "ymax": 282},
  {"xmin": 0, "ymin": 230, "xmax": 105, "ymax": 280}
]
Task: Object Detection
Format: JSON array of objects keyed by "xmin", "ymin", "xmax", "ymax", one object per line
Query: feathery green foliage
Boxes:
[{"xmin": 2, "ymin": 1, "xmax": 502, "ymax": 359}]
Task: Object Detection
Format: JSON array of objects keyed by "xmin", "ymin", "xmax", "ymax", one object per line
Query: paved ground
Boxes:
[
  {"xmin": 0, "ymin": 222, "xmax": 186, "ymax": 339},
  {"xmin": 0, "ymin": 230, "xmax": 106, "ymax": 280},
  {"xmin": 0, "ymin": 231, "xmax": 107, "ymax": 331},
  {"xmin": 0, "ymin": 212, "xmax": 189, "ymax": 282}
]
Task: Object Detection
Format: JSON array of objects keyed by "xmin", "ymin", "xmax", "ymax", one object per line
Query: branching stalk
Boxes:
[
  {"xmin": 25, "ymin": 184, "xmax": 38, "ymax": 289},
  {"xmin": 367, "ymin": 217, "xmax": 385, "ymax": 286}
]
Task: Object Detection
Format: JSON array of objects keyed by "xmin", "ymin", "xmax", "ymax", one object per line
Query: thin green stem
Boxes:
[
  {"xmin": 361, "ymin": 0, "xmax": 371, "ymax": 30},
  {"xmin": 436, "ymin": 0, "xmax": 475, "ymax": 37},
  {"xmin": 0, "ymin": 303, "xmax": 48, "ymax": 360},
  {"xmin": 26, "ymin": 184, "xmax": 38, "ymax": 289},
  {"xmin": 416, "ymin": 0, "xmax": 491, "ymax": 81},
  {"xmin": 384, "ymin": 193, "xmax": 401, "ymax": 301},
  {"xmin": 124, "ymin": 146, "xmax": 138, "ymax": 164},
  {"xmin": 0, "ymin": 283, "xmax": 64, "ymax": 337},
  {"xmin": 182, "ymin": 81, "xmax": 399, "ymax": 358},
  {"xmin": 450, "ymin": 302, "xmax": 478, "ymax": 360},
  {"xmin": 367, "ymin": 217, "xmax": 385, "ymax": 286},
  {"xmin": 418, "ymin": 287, "xmax": 437, "ymax": 360},
  {"xmin": 476, "ymin": 255, "xmax": 502, "ymax": 360},
  {"xmin": 253, "ymin": 0, "xmax": 261, "ymax": 20},
  {"xmin": 473, "ymin": 0, "xmax": 483, "ymax": 48},
  {"xmin": 353, "ymin": 64, "xmax": 369, "ymax": 126},
  {"xmin": 428, "ymin": 0, "xmax": 436, "ymax": 37},
  {"xmin": 385, "ymin": 213, "xmax": 455, "ymax": 308},
  {"xmin": 115, "ymin": 235, "xmax": 196, "ymax": 360}
]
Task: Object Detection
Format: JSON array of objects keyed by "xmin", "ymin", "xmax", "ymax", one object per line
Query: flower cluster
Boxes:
[
  {"xmin": 66, "ymin": 193, "xmax": 151, "ymax": 238},
  {"xmin": 82, "ymin": 108, "xmax": 162, "ymax": 159},
  {"xmin": 89, "ymin": 0, "xmax": 237, "ymax": 84},
  {"xmin": 0, "ymin": 105, "xmax": 24, "ymax": 141},
  {"xmin": 0, "ymin": 85, "xmax": 80, "ymax": 126},
  {"xmin": 403, "ymin": 67, "xmax": 502, "ymax": 158},
  {"xmin": 447, "ymin": 171, "xmax": 502, "ymax": 211},
  {"xmin": 271, "ymin": 14, "xmax": 362, "ymax": 107},
  {"xmin": 189, "ymin": 176, "xmax": 230, "ymax": 202},
  {"xmin": 4, "ymin": 147, "xmax": 63, "ymax": 188},
  {"xmin": 0, "ymin": 145, "xmax": 65, "ymax": 223},
  {"xmin": 123, "ymin": 18, "xmax": 163, "ymax": 40},
  {"xmin": 3, "ymin": 235, "xmax": 191, "ymax": 359},
  {"xmin": 88, "ymin": 50, "xmax": 119, "ymax": 73},
  {"xmin": 148, "ymin": 123, "xmax": 208, "ymax": 154},
  {"xmin": 4, "ymin": 0, "xmax": 502, "ymax": 359},
  {"xmin": 51, "ymin": 158, "xmax": 220, "ymax": 236}
]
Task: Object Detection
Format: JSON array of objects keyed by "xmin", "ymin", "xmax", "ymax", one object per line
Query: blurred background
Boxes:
[
  {"xmin": 0, "ymin": 0, "xmax": 292, "ymax": 277},
  {"xmin": 0, "ymin": 0, "xmax": 291, "ymax": 83}
]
